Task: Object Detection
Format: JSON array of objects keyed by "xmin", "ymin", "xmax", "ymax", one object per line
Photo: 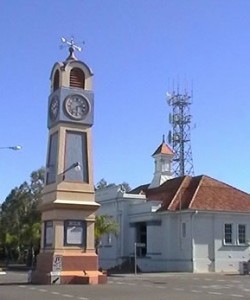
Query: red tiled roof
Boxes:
[
  {"xmin": 129, "ymin": 184, "xmax": 149, "ymax": 195},
  {"xmin": 152, "ymin": 142, "xmax": 174, "ymax": 156},
  {"xmin": 146, "ymin": 176, "xmax": 186, "ymax": 209},
  {"xmin": 146, "ymin": 175, "xmax": 250, "ymax": 213}
]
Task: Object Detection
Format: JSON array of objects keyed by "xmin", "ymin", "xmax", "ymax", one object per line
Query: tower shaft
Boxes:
[
  {"xmin": 167, "ymin": 91, "xmax": 194, "ymax": 177},
  {"xmin": 31, "ymin": 41, "xmax": 106, "ymax": 285}
]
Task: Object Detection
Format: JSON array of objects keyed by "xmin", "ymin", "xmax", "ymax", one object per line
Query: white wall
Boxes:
[
  {"xmin": 213, "ymin": 213, "xmax": 250, "ymax": 273},
  {"xmin": 97, "ymin": 186, "xmax": 250, "ymax": 273},
  {"xmin": 96, "ymin": 186, "xmax": 147, "ymax": 270},
  {"xmin": 97, "ymin": 200, "xmax": 119, "ymax": 269},
  {"xmin": 192, "ymin": 212, "xmax": 250, "ymax": 273},
  {"xmin": 136, "ymin": 212, "xmax": 193, "ymax": 272},
  {"xmin": 192, "ymin": 213, "xmax": 215, "ymax": 272}
]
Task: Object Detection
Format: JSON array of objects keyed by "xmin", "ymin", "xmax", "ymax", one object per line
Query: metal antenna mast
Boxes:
[{"xmin": 167, "ymin": 89, "xmax": 194, "ymax": 177}]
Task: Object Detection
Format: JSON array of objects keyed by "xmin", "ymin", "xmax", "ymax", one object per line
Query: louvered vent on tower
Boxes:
[{"xmin": 70, "ymin": 68, "xmax": 85, "ymax": 89}]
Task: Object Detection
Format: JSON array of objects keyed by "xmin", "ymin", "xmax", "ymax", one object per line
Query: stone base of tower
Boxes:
[{"xmin": 31, "ymin": 252, "xmax": 107, "ymax": 285}]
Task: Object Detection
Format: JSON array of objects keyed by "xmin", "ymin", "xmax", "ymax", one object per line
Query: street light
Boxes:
[
  {"xmin": 62, "ymin": 162, "xmax": 81, "ymax": 175},
  {"xmin": 62, "ymin": 162, "xmax": 81, "ymax": 180},
  {"xmin": 0, "ymin": 145, "xmax": 22, "ymax": 150}
]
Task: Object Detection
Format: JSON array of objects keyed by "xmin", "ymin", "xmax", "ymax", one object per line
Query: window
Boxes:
[
  {"xmin": 238, "ymin": 224, "xmax": 246, "ymax": 245},
  {"xmin": 182, "ymin": 222, "xmax": 186, "ymax": 238},
  {"xmin": 44, "ymin": 221, "xmax": 53, "ymax": 247},
  {"xmin": 53, "ymin": 70, "xmax": 59, "ymax": 91},
  {"xmin": 46, "ymin": 132, "xmax": 58, "ymax": 184},
  {"xmin": 224, "ymin": 223, "xmax": 233, "ymax": 244},
  {"xmin": 162, "ymin": 162, "xmax": 170, "ymax": 172},
  {"xmin": 105, "ymin": 233, "xmax": 112, "ymax": 246}
]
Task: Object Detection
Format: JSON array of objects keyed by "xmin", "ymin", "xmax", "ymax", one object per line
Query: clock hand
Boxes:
[{"xmin": 76, "ymin": 105, "xmax": 86, "ymax": 113}]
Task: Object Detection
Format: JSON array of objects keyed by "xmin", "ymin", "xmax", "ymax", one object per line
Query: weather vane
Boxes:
[{"xmin": 60, "ymin": 36, "xmax": 84, "ymax": 59}]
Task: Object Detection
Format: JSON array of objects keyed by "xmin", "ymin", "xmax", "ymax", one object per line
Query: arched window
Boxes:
[
  {"xmin": 53, "ymin": 70, "xmax": 59, "ymax": 91},
  {"xmin": 70, "ymin": 68, "xmax": 85, "ymax": 89}
]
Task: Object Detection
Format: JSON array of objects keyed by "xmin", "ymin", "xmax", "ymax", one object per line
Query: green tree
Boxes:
[
  {"xmin": 120, "ymin": 182, "xmax": 131, "ymax": 192},
  {"xmin": 0, "ymin": 170, "xmax": 125, "ymax": 265},
  {"xmin": 1, "ymin": 183, "xmax": 31, "ymax": 262},
  {"xmin": 94, "ymin": 215, "xmax": 119, "ymax": 254},
  {"xmin": 0, "ymin": 167, "xmax": 44, "ymax": 265},
  {"xmin": 95, "ymin": 178, "xmax": 115, "ymax": 190},
  {"xmin": 95, "ymin": 178, "xmax": 131, "ymax": 192}
]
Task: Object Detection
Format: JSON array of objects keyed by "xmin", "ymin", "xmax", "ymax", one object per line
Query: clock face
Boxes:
[
  {"xmin": 64, "ymin": 94, "xmax": 89, "ymax": 120},
  {"xmin": 49, "ymin": 96, "xmax": 59, "ymax": 121}
]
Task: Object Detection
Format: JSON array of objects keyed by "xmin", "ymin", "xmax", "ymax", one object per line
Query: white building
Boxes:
[{"xmin": 96, "ymin": 140, "xmax": 250, "ymax": 273}]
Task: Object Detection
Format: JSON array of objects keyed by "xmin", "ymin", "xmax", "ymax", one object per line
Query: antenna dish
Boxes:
[
  {"xmin": 173, "ymin": 133, "xmax": 180, "ymax": 141},
  {"xmin": 168, "ymin": 130, "xmax": 172, "ymax": 144},
  {"xmin": 169, "ymin": 113, "xmax": 172, "ymax": 124},
  {"xmin": 61, "ymin": 37, "xmax": 66, "ymax": 43}
]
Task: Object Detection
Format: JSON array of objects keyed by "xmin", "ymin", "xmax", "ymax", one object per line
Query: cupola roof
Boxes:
[{"xmin": 152, "ymin": 135, "xmax": 174, "ymax": 156}]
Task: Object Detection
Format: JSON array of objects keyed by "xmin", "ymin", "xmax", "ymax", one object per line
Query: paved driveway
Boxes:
[{"xmin": 1, "ymin": 271, "xmax": 250, "ymax": 300}]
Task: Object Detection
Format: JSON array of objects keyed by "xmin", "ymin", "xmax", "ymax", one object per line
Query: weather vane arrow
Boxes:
[{"xmin": 60, "ymin": 36, "xmax": 84, "ymax": 60}]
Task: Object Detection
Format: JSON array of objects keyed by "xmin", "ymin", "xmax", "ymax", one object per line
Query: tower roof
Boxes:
[{"xmin": 152, "ymin": 138, "xmax": 174, "ymax": 156}]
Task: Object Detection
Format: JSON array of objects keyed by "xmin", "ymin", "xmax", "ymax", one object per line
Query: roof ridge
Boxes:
[
  {"xmin": 188, "ymin": 175, "xmax": 204, "ymax": 208},
  {"xmin": 168, "ymin": 176, "xmax": 190, "ymax": 210}
]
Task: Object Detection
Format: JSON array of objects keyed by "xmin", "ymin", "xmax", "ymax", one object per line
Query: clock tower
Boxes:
[{"xmin": 31, "ymin": 39, "xmax": 106, "ymax": 284}]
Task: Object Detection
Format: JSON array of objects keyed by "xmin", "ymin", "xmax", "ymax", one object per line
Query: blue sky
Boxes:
[{"xmin": 0, "ymin": 0, "xmax": 249, "ymax": 202}]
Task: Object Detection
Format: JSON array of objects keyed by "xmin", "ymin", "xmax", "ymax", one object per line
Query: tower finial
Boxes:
[
  {"xmin": 61, "ymin": 36, "xmax": 83, "ymax": 60},
  {"xmin": 162, "ymin": 134, "xmax": 165, "ymax": 143}
]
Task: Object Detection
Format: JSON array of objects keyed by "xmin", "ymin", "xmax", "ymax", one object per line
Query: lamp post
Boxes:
[
  {"xmin": 0, "ymin": 145, "xmax": 22, "ymax": 151},
  {"xmin": 62, "ymin": 162, "xmax": 81, "ymax": 180}
]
